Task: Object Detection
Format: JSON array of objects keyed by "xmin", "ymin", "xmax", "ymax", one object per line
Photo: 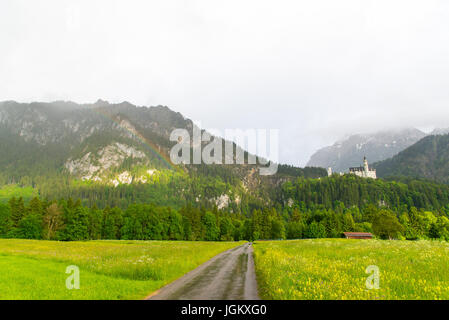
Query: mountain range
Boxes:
[
  {"xmin": 306, "ymin": 128, "xmax": 428, "ymax": 172},
  {"xmin": 0, "ymin": 100, "xmax": 326, "ymax": 210},
  {"xmin": 2, "ymin": 99, "xmax": 449, "ymax": 213}
]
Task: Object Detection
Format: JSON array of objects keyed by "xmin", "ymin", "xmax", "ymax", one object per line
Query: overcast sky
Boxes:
[{"xmin": 1, "ymin": 0, "xmax": 449, "ymax": 166}]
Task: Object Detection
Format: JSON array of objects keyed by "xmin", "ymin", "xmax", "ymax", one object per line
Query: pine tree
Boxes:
[{"xmin": 9, "ymin": 197, "xmax": 25, "ymax": 227}]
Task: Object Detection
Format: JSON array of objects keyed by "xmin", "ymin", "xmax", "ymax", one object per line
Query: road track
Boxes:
[{"xmin": 147, "ymin": 243, "xmax": 259, "ymax": 300}]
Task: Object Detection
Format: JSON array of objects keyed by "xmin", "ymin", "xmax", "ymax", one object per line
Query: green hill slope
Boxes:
[{"xmin": 374, "ymin": 134, "xmax": 449, "ymax": 184}]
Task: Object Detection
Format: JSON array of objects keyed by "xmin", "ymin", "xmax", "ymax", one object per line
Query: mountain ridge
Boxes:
[
  {"xmin": 0, "ymin": 100, "xmax": 327, "ymax": 210},
  {"xmin": 306, "ymin": 128, "xmax": 427, "ymax": 172},
  {"xmin": 374, "ymin": 134, "xmax": 449, "ymax": 184}
]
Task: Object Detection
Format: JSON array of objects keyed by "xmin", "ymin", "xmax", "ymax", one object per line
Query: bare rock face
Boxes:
[
  {"xmin": 65, "ymin": 142, "xmax": 146, "ymax": 180},
  {"xmin": 65, "ymin": 152, "xmax": 100, "ymax": 181},
  {"xmin": 215, "ymin": 194, "xmax": 230, "ymax": 210},
  {"xmin": 111, "ymin": 171, "xmax": 133, "ymax": 186},
  {"xmin": 117, "ymin": 171, "xmax": 133, "ymax": 185}
]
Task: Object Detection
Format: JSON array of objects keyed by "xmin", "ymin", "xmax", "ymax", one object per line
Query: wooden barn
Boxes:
[{"xmin": 343, "ymin": 232, "xmax": 373, "ymax": 239}]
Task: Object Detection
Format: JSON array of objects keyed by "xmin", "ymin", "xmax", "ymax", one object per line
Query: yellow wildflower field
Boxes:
[{"xmin": 253, "ymin": 239, "xmax": 449, "ymax": 300}]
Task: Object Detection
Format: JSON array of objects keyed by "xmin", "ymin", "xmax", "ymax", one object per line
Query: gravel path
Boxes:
[{"xmin": 147, "ymin": 243, "xmax": 260, "ymax": 300}]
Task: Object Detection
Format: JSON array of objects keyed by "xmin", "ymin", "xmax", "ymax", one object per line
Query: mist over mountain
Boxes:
[
  {"xmin": 431, "ymin": 128, "xmax": 449, "ymax": 136},
  {"xmin": 306, "ymin": 128, "xmax": 427, "ymax": 172}
]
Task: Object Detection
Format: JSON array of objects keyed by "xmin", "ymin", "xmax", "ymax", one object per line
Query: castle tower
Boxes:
[{"xmin": 363, "ymin": 156, "xmax": 369, "ymax": 174}]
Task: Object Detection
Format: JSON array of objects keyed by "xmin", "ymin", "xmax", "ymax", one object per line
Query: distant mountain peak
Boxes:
[
  {"xmin": 94, "ymin": 99, "xmax": 110, "ymax": 106},
  {"xmin": 431, "ymin": 127, "xmax": 449, "ymax": 135},
  {"xmin": 306, "ymin": 128, "xmax": 426, "ymax": 172}
]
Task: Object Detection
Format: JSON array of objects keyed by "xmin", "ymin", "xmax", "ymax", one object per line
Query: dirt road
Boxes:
[{"xmin": 147, "ymin": 243, "xmax": 260, "ymax": 300}]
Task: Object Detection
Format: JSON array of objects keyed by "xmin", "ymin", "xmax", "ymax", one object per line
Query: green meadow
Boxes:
[
  {"xmin": 254, "ymin": 239, "xmax": 449, "ymax": 300},
  {"xmin": 0, "ymin": 239, "xmax": 242, "ymax": 300},
  {"xmin": 3, "ymin": 238, "xmax": 449, "ymax": 300}
]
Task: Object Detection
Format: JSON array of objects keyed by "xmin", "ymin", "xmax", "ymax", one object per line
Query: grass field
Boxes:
[
  {"xmin": 0, "ymin": 239, "xmax": 242, "ymax": 300},
  {"xmin": 253, "ymin": 239, "xmax": 449, "ymax": 300}
]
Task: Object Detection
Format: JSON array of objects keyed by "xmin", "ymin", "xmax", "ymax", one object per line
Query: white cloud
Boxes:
[{"xmin": 1, "ymin": 0, "xmax": 449, "ymax": 165}]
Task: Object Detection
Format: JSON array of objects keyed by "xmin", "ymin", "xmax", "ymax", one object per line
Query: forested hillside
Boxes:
[
  {"xmin": 281, "ymin": 175, "xmax": 449, "ymax": 211},
  {"xmin": 375, "ymin": 134, "xmax": 449, "ymax": 184},
  {"xmin": 0, "ymin": 100, "xmax": 327, "ymax": 211},
  {"xmin": 1, "ymin": 176, "xmax": 449, "ymax": 242}
]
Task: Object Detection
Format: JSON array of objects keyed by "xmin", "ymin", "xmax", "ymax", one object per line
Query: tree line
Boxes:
[
  {"xmin": 1, "ymin": 195, "xmax": 449, "ymax": 242},
  {"xmin": 280, "ymin": 175, "xmax": 449, "ymax": 212}
]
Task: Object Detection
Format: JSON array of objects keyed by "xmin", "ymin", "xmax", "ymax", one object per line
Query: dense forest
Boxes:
[
  {"xmin": 0, "ymin": 162, "xmax": 328, "ymax": 212},
  {"xmin": 280, "ymin": 174, "xmax": 449, "ymax": 212},
  {"xmin": 1, "ymin": 179, "xmax": 449, "ymax": 242}
]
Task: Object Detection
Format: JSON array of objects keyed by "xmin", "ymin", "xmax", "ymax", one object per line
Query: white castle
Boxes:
[{"xmin": 328, "ymin": 157, "xmax": 377, "ymax": 179}]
